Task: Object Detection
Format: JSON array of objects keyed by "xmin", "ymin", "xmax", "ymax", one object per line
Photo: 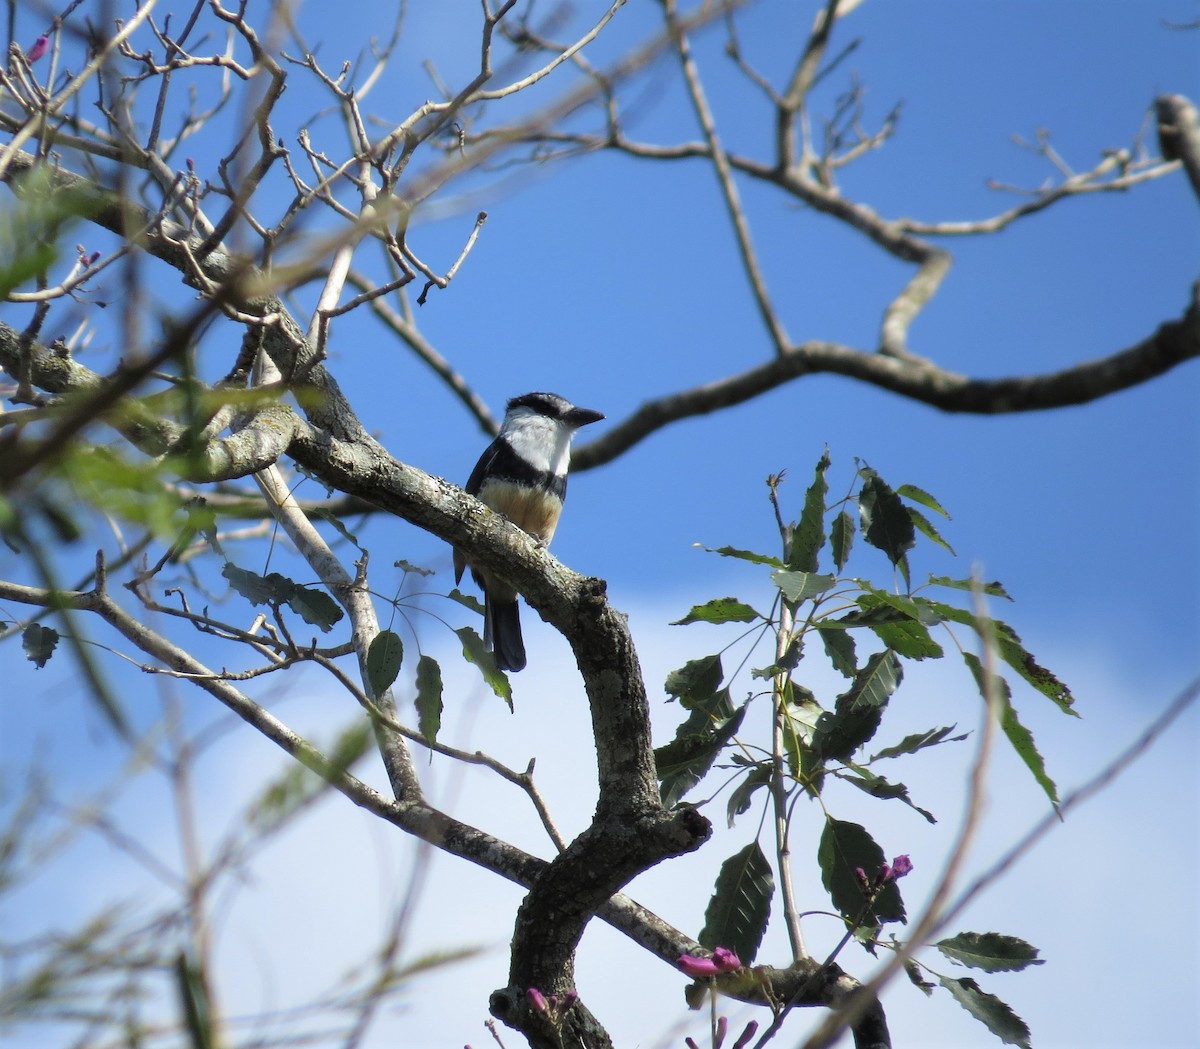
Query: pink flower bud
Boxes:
[
  {"xmin": 890, "ymin": 854, "xmax": 913, "ymax": 878},
  {"xmin": 711, "ymin": 946, "xmax": 742, "ymax": 972},
  {"xmin": 731, "ymin": 1020, "xmax": 760, "ymax": 1049},
  {"xmin": 526, "ymin": 987, "xmax": 548, "ymax": 1014},
  {"xmin": 677, "ymin": 954, "xmax": 720, "ymax": 979},
  {"xmin": 26, "ymin": 36, "xmax": 49, "ymax": 63}
]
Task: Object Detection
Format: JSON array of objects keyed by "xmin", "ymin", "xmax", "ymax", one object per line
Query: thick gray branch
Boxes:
[{"xmin": 574, "ymin": 284, "xmax": 1200, "ymax": 470}]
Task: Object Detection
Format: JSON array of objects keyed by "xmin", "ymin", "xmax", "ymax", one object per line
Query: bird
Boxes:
[{"xmin": 454, "ymin": 392, "xmax": 604, "ymax": 672}]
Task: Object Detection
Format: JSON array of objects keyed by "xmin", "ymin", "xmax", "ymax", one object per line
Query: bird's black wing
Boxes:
[{"xmin": 464, "ymin": 436, "xmax": 504, "ymax": 496}]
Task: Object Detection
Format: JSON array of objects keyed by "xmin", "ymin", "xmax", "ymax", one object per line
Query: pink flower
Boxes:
[
  {"xmin": 731, "ymin": 1021, "xmax": 760, "ymax": 1049},
  {"xmin": 526, "ymin": 987, "xmax": 548, "ymax": 1014},
  {"xmin": 890, "ymin": 854, "xmax": 913, "ymax": 879},
  {"xmin": 677, "ymin": 954, "xmax": 720, "ymax": 978},
  {"xmin": 26, "ymin": 36, "xmax": 49, "ymax": 62},
  {"xmin": 711, "ymin": 946, "xmax": 742, "ymax": 972}
]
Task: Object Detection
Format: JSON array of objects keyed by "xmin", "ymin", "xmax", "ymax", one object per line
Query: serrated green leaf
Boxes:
[
  {"xmin": 699, "ymin": 842, "xmax": 774, "ymax": 964},
  {"xmin": 936, "ymin": 932, "xmax": 1044, "ymax": 973},
  {"xmin": 992, "ymin": 622, "xmax": 1076, "ymax": 716},
  {"xmin": 907, "ymin": 505, "xmax": 956, "ymax": 555},
  {"xmin": 790, "ymin": 450, "xmax": 830, "ymax": 571},
  {"xmin": 870, "ymin": 725, "xmax": 968, "ymax": 761},
  {"xmin": 671, "ymin": 597, "xmax": 761, "ymax": 626},
  {"xmin": 819, "ymin": 625, "xmax": 858, "ymax": 678},
  {"xmin": 818, "ymin": 819, "xmax": 905, "ymax": 933},
  {"xmin": 925, "ymin": 603, "xmax": 1076, "ymax": 716},
  {"xmin": 837, "ymin": 766, "xmax": 936, "ymax": 823},
  {"xmin": 454, "ymin": 627, "xmax": 512, "ymax": 709},
  {"xmin": 896, "ymin": 483, "xmax": 951, "ymax": 518},
  {"xmin": 831, "ymin": 509, "xmax": 855, "ymax": 571},
  {"xmin": 840, "ymin": 649, "xmax": 902, "ymax": 710},
  {"xmin": 769, "ymin": 570, "xmax": 837, "ymax": 604},
  {"xmin": 665, "ymin": 654, "xmax": 723, "ymax": 705},
  {"xmin": 655, "ymin": 700, "xmax": 746, "ymax": 808},
  {"xmin": 286, "ymin": 586, "xmax": 343, "ymax": 632},
  {"xmin": 814, "ymin": 651, "xmax": 902, "ymax": 761},
  {"xmin": 858, "ymin": 467, "xmax": 916, "ymax": 568},
  {"xmin": 964, "ymin": 653, "xmax": 1059, "ymax": 807},
  {"xmin": 940, "ymin": 977, "xmax": 1032, "ymax": 1048},
  {"xmin": 416, "ymin": 655, "xmax": 444, "ymax": 743},
  {"xmin": 927, "ymin": 575, "xmax": 1012, "ymax": 600},
  {"xmin": 726, "ymin": 765, "xmax": 772, "ymax": 828},
  {"xmin": 698, "ymin": 545, "xmax": 784, "ymax": 568},
  {"xmin": 22, "ymin": 623, "xmax": 59, "ymax": 668},
  {"xmin": 367, "ymin": 630, "xmax": 404, "ymax": 696}
]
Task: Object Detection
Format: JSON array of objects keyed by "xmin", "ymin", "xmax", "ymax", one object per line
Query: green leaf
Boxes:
[
  {"xmin": 308, "ymin": 507, "xmax": 364, "ymax": 552},
  {"xmin": 394, "ymin": 559, "xmax": 435, "ymax": 577},
  {"xmin": 927, "ymin": 575, "xmax": 1012, "ymax": 600},
  {"xmin": 781, "ymin": 690, "xmax": 826, "ymax": 779},
  {"xmin": 992, "ymin": 622, "xmax": 1076, "ymax": 716},
  {"xmin": 896, "ymin": 483, "xmax": 951, "ymax": 518},
  {"xmin": 769, "ymin": 570, "xmax": 837, "ymax": 604},
  {"xmin": 924, "ymin": 602, "xmax": 1076, "ymax": 716},
  {"xmin": 840, "ymin": 649, "xmax": 902, "ymax": 710},
  {"xmin": 936, "ymin": 932, "xmax": 1044, "ymax": 973},
  {"xmin": 837, "ymin": 766, "xmax": 936, "ymax": 823},
  {"xmin": 671, "ymin": 597, "xmax": 761, "ymax": 626},
  {"xmin": 857, "ymin": 466, "xmax": 916, "ymax": 568},
  {"xmin": 904, "ymin": 956, "xmax": 936, "ymax": 996},
  {"xmin": 367, "ymin": 630, "xmax": 405, "ymax": 696},
  {"xmin": 964, "ymin": 653, "xmax": 1060, "ymax": 807},
  {"xmin": 286, "ymin": 586, "xmax": 343, "ymax": 632},
  {"xmin": 789, "ymin": 450, "xmax": 830, "ymax": 571},
  {"xmin": 656, "ymin": 693, "xmax": 745, "ymax": 808},
  {"xmin": 818, "ymin": 819, "xmax": 906, "ymax": 933},
  {"xmin": 665, "ymin": 654, "xmax": 724, "ymax": 705},
  {"xmin": 699, "ymin": 842, "xmax": 775, "ymax": 964},
  {"xmin": 814, "ymin": 651, "xmax": 902, "ymax": 761},
  {"xmin": 870, "ymin": 725, "xmax": 968, "ymax": 761},
  {"xmin": 697, "ymin": 545, "xmax": 784, "ymax": 568},
  {"xmin": 222, "ymin": 562, "xmax": 291, "ymax": 606},
  {"xmin": 853, "ymin": 593, "xmax": 944, "ymax": 659},
  {"xmin": 454, "ymin": 627, "xmax": 512, "ymax": 710},
  {"xmin": 415, "ymin": 655, "xmax": 444, "ymax": 743},
  {"xmin": 907, "ymin": 505, "xmax": 956, "ymax": 555},
  {"xmin": 447, "ymin": 587, "xmax": 485, "ymax": 616},
  {"xmin": 819, "ymin": 625, "xmax": 858, "ymax": 678},
  {"xmin": 22, "ymin": 623, "xmax": 59, "ymax": 668},
  {"xmin": 940, "ymin": 977, "xmax": 1032, "ymax": 1048},
  {"xmin": 831, "ymin": 509, "xmax": 855, "ymax": 571},
  {"xmin": 726, "ymin": 765, "xmax": 772, "ymax": 828}
]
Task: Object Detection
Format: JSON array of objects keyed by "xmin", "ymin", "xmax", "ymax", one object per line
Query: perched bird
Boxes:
[{"xmin": 454, "ymin": 392, "xmax": 604, "ymax": 672}]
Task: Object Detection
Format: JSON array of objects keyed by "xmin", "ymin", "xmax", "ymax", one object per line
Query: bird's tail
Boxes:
[{"xmin": 485, "ymin": 595, "xmax": 526, "ymax": 672}]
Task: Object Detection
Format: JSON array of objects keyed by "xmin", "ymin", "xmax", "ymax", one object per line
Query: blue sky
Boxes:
[{"xmin": 2, "ymin": 2, "xmax": 1198, "ymax": 1047}]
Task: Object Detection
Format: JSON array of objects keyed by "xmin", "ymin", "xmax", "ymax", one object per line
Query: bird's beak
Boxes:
[{"xmin": 567, "ymin": 406, "xmax": 605, "ymax": 428}]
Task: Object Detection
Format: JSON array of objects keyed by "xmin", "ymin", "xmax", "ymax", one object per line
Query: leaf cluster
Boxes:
[{"xmin": 658, "ymin": 452, "xmax": 1074, "ymax": 1044}]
